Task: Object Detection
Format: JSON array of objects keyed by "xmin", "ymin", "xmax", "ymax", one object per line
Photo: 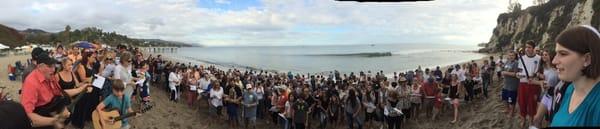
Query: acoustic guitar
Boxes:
[
  {"xmin": 91, "ymin": 104, "xmax": 153, "ymax": 129},
  {"xmin": 33, "ymin": 94, "xmax": 70, "ymax": 129}
]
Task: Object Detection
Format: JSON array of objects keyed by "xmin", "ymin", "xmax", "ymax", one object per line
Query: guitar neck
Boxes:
[
  {"xmin": 114, "ymin": 111, "xmax": 138, "ymax": 121},
  {"xmin": 111, "ymin": 104, "xmax": 153, "ymax": 121}
]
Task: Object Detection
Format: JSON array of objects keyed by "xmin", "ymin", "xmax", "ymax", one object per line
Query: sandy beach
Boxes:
[
  {"xmin": 0, "ymin": 54, "xmax": 30, "ymax": 102},
  {"xmin": 1, "ymin": 52, "xmax": 526, "ymax": 129}
]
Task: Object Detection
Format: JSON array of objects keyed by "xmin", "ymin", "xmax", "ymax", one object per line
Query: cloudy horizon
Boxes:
[{"xmin": 0, "ymin": 0, "xmax": 538, "ymax": 47}]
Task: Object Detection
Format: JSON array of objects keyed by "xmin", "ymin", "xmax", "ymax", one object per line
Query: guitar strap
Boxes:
[
  {"xmin": 519, "ymin": 54, "xmax": 530, "ymax": 79},
  {"xmin": 121, "ymin": 95, "xmax": 125, "ymax": 116}
]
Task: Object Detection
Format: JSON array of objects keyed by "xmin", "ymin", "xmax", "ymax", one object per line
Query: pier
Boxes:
[{"xmin": 139, "ymin": 47, "xmax": 179, "ymax": 53}]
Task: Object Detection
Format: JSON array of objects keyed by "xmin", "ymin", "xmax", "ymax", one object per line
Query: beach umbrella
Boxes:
[{"xmin": 71, "ymin": 41, "xmax": 95, "ymax": 49}]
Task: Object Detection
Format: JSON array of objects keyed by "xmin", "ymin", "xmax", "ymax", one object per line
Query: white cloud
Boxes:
[
  {"xmin": 31, "ymin": 2, "xmax": 68, "ymax": 12},
  {"xmin": 215, "ymin": 0, "xmax": 231, "ymax": 4},
  {"xmin": 0, "ymin": 0, "xmax": 516, "ymax": 46}
]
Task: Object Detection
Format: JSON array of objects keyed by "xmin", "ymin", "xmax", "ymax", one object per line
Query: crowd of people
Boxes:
[{"xmin": 0, "ymin": 24, "xmax": 599, "ymax": 129}]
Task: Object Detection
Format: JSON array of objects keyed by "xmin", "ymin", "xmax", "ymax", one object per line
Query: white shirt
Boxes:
[
  {"xmin": 53, "ymin": 53, "xmax": 65, "ymax": 60},
  {"xmin": 387, "ymin": 86, "xmax": 402, "ymax": 95},
  {"xmin": 517, "ymin": 54, "xmax": 541, "ymax": 82},
  {"xmin": 284, "ymin": 101, "xmax": 292, "ymax": 118},
  {"xmin": 254, "ymin": 86, "xmax": 264, "ymax": 100},
  {"xmin": 423, "ymin": 74, "xmax": 430, "ymax": 80},
  {"xmin": 497, "ymin": 59, "xmax": 507, "ymax": 64},
  {"xmin": 168, "ymin": 72, "xmax": 181, "ymax": 90},
  {"xmin": 473, "ymin": 76, "xmax": 482, "ymax": 83},
  {"xmin": 114, "ymin": 64, "xmax": 132, "ymax": 86},
  {"xmin": 451, "ymin": 69, "xmax": 466, "ymax": 82},
  {"xmin": 544, "ymin": 68, "xmax": 559, "ymax": 88},
  {"xmin": 210, "ymin": 87, "xmax": 224, "ymax": 107},
  {"xmin": 496, "ymin": 59, "xmax": 507, "ymax": 72},
  {"xmin": 189, "ymin": 80, "xmax": 198, "ymax": 91},
  {"xmin": 199, "ymin": 78, "xmax": 211, "ymax": 92},
  {"xmin": 101, "ymin": 63, "xmax": 116, "ymax": 78}
]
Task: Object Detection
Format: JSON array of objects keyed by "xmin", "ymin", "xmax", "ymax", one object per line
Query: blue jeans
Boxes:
[
  {"xmin": 319, "ymin": 113, "xmax": 327, "ymax": 129},
  {"xmin": 278, "ymin": 115, "xmax": 289, "ymax": 129},
  {"xmin": 483, "ymin": 78, "xmax": 490, "ymax": 97},
  {"xmin": 257, "ymin": 99, "xmax": 265, "ymax": 119},
  {"xmin": 346, "ymin": 112, "xmax": 362, "ymax": 129}
]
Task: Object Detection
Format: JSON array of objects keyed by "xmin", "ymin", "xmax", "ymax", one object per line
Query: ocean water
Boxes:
[{"xmin": 167, "ymin": 44, "xmax": 487, "ymax": 75}]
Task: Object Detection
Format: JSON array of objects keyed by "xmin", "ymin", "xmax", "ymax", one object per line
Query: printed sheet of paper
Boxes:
[{"xmin": 92, "ymin": 75, "xmax": 105, "ymax": 89}]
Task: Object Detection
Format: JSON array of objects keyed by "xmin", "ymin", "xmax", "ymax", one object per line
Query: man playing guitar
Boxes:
[{"xmin": 21, "ymin": 51, "xmax": 90, "ymax": 129}]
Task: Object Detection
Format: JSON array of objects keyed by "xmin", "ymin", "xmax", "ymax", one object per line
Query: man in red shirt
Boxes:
[
  {"xmin": 421, "ymin": 77, "xmax": 439, "ymax": 120},
  {"xmin": 20, "ymin": 52, "xmax": 69, "ymax": 128}
]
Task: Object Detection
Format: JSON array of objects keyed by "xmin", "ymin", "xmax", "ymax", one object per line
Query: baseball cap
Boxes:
[
  {"xmin": 36, "ymin": 52, "xmax": 58, "ymax": 65},
  {"xmin": 31, "ymin": 47, "xmax": 45, "ymax": 61}
]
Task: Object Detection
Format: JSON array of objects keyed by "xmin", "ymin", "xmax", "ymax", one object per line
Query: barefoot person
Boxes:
[
  {"xmin": 501, "ymin": 51, "xmax": 519, "ymax": 118},
  {"xmin": 550, "ymin": 25, "xmax": 600, "ymax": 127},
  {"xmin": 448, "ymin": 74, "xmax": 461, "ymax": 124}
]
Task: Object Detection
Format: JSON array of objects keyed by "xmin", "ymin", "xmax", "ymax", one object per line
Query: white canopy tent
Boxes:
[{"xmin": 0, "ymin": 43, "xmax": 9, "ymax": 49}]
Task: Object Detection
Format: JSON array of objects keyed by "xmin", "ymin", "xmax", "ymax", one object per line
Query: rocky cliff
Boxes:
[{"xmin": 481, "ymin": 0, "xmax": 600, "ymax": 53}]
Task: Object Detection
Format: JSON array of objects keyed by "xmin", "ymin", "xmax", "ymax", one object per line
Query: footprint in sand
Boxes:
[
  {"xmin": 169, "ymin": 121, "xmax": 181, "ymax": 128},
  {"xmin": 480, "ymin": 119, "xmax": 491, "ymax": 124}
]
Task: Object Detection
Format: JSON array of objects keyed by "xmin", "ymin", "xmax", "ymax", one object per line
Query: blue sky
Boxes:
[{"xmin": 0, "ymin": 0, "xmax": 538, "ymax": 46}]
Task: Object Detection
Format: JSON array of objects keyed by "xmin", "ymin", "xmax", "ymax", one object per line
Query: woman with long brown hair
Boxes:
[
  {"xmin": 71, "ymin": 51, "xmax": 101, "ymax": 128},
  {"xmin": 531, "ymin": 49, "xmax": 559, "ymax": 128},
  {"xmin": 448, "ymin": 74, "xmax": 462, "ymax": 124}
]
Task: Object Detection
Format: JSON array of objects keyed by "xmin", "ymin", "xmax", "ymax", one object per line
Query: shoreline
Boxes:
[{"xmin": 147, "ymin": 50, "xmax": 497, "ymax": 79}]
